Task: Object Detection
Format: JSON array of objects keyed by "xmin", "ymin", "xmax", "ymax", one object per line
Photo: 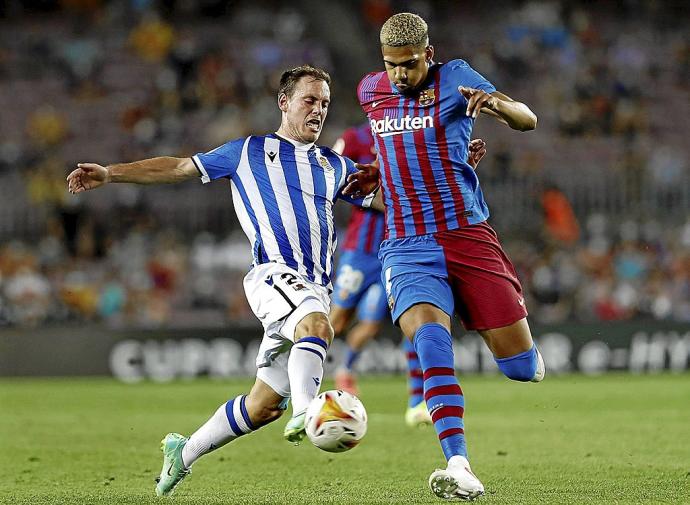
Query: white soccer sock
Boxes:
[
  {"xmin": 287, "ymin": 336, "xmax": 328, "ymax": 415},
  {"xmin": 181, "ymin": 395, "xmax": 254, "ymax": 468}
]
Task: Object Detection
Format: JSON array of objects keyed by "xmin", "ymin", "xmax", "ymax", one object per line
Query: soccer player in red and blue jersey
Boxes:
[{"xmin": 350, "ymin": 13, "xmax": 544, "ymax": 500}]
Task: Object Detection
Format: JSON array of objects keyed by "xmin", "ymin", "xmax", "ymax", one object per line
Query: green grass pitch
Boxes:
[{"xmin": 1, "ymin": 374, "xmax": 689, "ymax": 504}]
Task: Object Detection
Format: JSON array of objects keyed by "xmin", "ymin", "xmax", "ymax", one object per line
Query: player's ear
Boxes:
[
  {"xmin": 425, "ymin": 45, "xmax": 434, "ymax": 63},
  {"xmin": 278, "ymin": 93, "xmax": 289, "ymax": 112}
]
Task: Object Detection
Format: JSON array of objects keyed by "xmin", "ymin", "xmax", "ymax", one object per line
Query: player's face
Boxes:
[
  {"xmin": 279, "ymin": 77, "xmax": 330, "ymax": 144},
  {"xmin": 381, "ymin": 44, "xmax": 434, "ymax": 94}
]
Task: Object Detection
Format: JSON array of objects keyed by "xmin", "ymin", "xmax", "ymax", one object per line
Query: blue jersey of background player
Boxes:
[
  {"xmin": 330, "ymin": 123, "xmax": 433, "ymax": 425},
  {"xmin": 329, "ymin": 123, "xmax": 392, "ymax": 401},
  {"xmin": 332, "ymin": 124, "xmax": 385, "ymax": 324}
]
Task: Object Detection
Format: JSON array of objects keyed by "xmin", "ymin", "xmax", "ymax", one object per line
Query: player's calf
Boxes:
[{"xmin": 494, "ymin": 345, "xmax": 545, "ymax": 382}]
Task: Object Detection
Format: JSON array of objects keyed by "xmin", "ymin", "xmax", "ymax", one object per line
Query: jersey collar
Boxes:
[{"xmin": 273, "ymin": 133, "xmax": 314, "ymax": 151}]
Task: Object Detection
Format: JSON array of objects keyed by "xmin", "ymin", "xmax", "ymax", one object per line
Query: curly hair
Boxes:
[{"xmin": 379, "ymin": 12, "xmax": 429, "ymax": 48}]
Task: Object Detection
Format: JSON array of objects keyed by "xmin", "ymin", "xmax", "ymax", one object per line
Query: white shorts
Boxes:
[{"xmin": 243, "ymin": 262, "xmax": 331, "ymax": 397}]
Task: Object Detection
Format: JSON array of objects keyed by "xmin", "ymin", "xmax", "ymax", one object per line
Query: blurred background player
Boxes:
[
  {"xmin": 330, "ymin": 122, "xmax": 431, "ymax": 427},
  {"xmin": 331, "ymin": 125, "xmax": 488, "ymax": 429},
  {"xmin": 349, "ymin": 13, "xmax": 542, "ymax": 500},
  {"xmin": 67, "ymin": 65, "xmax": 383, "ymax": 497}
]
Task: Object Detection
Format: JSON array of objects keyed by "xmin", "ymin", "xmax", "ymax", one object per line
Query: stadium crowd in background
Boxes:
[
  {"xmin": 1, "ymin": 214, "xmax": 688, "ymax": 327},
  {"xmin": 0, "ymin": 0, "xmax": 688, "ymax": 328}
]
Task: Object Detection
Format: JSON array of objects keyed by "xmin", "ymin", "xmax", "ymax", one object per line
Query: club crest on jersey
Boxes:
[
  {"xmin": 418, "ymin": 88, "xmax": 435, "ymax": 107},
  {"xmin": 318, "ymin": 156, "xmax": 334, "ymax": 171}
]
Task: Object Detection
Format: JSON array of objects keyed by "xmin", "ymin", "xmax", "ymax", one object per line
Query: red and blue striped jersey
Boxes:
[
  {"xmin": 339, "ymin": 124, "xmax": 386, "ymax": 254},
  {"xmin": 358, "ymin": 60, "xmax": 495, "ymax": 239}
]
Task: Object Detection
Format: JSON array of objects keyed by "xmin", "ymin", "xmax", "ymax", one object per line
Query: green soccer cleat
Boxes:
[
  {"xmin": 155, "ymin": 433, "xmax": 190, "ymax": 496},
  {"xmin": 405, "ymin": 400, "xmax": 433, "ymax": 428},
  {"xmin": 283, "ymin": 411, "xmax": 307, "ymax": 444}
]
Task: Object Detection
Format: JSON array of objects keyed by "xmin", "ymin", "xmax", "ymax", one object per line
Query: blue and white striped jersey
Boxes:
[{"xmin": 192, "ymin": 133, "xmax": 372, "ymax": 290}]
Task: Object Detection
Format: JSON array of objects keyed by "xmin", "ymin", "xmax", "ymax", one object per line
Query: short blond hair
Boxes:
[{"xmin": 380, "ymin": 12, "xmax": 429, "ymax": 47}]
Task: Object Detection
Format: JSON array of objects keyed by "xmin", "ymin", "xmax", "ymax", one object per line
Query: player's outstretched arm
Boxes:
[
  {"xmin": 67, "ymin": 157, "xmax": 198, "ymax": 194},
  {"xmin": 459, "ymin": 87, "xmax": 537, "ymax": 131}
]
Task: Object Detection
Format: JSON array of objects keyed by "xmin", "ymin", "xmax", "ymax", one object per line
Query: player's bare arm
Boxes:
[
  {"xmin": 67, "ymin": 156, "xmax": 198, "ymax": 193},
  {"xmin": 459, "ymin": 87, "xmax": 537, "ymax": 131}
]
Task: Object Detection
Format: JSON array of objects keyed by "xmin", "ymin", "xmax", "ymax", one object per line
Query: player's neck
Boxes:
[{"xmin": 274, "ymin": 130, "xmax": 314, "ymax": 150}]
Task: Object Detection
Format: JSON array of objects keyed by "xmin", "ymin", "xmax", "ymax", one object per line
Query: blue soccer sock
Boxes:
[
  {"xmin": 182, "ymin": 395, "xmax": 256, "ymax": 467},
  {"xmin": 343, "ymin": 346, "xmax": 361, "ymax": 372},
  {"xmin": 413, "ymin": 323, "xmax": 467, "ymax": 461},
  {"xmin": 495, "ymin": 345, "xmax": 539, "ymax": 382},
  {"xmin": 403, "ymin": 337, "xmax": 424, "ymax": 408}
]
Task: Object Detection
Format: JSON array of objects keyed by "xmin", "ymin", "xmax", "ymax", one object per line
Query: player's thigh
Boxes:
[
  {"xmin": 379, "ymin": 235, "xmax": 454, "ymax": 339},
  {"xmin": 245, "ymin": 262, "xmax": 332, "ymax": 342},
  {"xmin": 478, "ymin": 317, "xmax": 534, "ymax": 358},
  {"xmin": 435, "ymin": 224, "xmax": 528, "ymax": 333}
]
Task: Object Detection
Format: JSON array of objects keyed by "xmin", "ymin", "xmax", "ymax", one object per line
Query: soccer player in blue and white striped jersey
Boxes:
[{"xmin": 67, "ymin": 65, "xmax": 383, "ymax": 497}]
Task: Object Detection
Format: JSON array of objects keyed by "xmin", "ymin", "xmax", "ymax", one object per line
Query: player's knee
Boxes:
[
  {"xmin": 494, "ymin": 346, "xmax": 540, "ymax": 382},
  {"xmin": 296, "ymin": 313, "xmax": 334, "ymax": 344}
]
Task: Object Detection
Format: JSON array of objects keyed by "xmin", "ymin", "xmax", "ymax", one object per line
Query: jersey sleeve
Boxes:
[
  {"xmin": 192, "ymin": 137, "xmax": 245, "ymax": 184},
  {"xmin": 447, "ymin": 59, "xmax": 496, "ymax": 94},
  {"xmin": 336, "ymin": 156, "xmax": 375, "ymax": 208}
]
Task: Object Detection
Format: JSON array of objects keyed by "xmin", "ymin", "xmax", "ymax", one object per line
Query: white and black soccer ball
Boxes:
[{"xmin": 305, "ymin": 390, "xmax": 367, "ymax": 453}]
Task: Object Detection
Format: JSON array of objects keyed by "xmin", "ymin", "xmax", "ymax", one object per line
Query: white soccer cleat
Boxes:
[
  {"xmin": 531, "ymin": 347, "xmax": 545, "ymax": 383},
  {"xmin": 428, "ymin": 455, "xmax": 484, "ymax": 501},
  {"xmin": 404, "ymin": 400, "xmax": 432, "ymax": 427}
]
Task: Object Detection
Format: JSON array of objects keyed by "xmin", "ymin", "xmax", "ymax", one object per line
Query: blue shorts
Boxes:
[
  {"xmin": 379, "ymin": 224, "xmax": 527, "ymax": 330},
  {"xmin": 332, "ymin": 250, "xmax": 389, "ymax": 322}
]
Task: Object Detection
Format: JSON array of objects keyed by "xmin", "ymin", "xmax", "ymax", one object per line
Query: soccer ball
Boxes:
[{"xmin": 305, "ymin": 390, "xmax": 367, "ymax": 453}]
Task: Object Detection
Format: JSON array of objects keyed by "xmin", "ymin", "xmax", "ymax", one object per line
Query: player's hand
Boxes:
[
  {"xmin": 343, "ymin": 157, "xmax": 380, "ymax": 197},
  {"xmin": 467, "ymin": 138, "xmax": 487, "ymax": 170},
  {"xmin": 67, "ymin": 163, "xmax": 110, "ymax": 194},
  {"xmin": 459, "ymin": 86, "xmax": 497, "ymax": 119}
]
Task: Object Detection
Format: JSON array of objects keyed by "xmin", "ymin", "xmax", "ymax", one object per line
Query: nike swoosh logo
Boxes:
[
  {"xmin": 166, "ymin": 463, "xmax": 174, "ymax": 477},
  {"xmin": 518, "ymin": 298, "xmax": 525, "ymax": 306},
  {"xmin": 372, "ymin": 101, "xmax": 380, "ymax": 108}
]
